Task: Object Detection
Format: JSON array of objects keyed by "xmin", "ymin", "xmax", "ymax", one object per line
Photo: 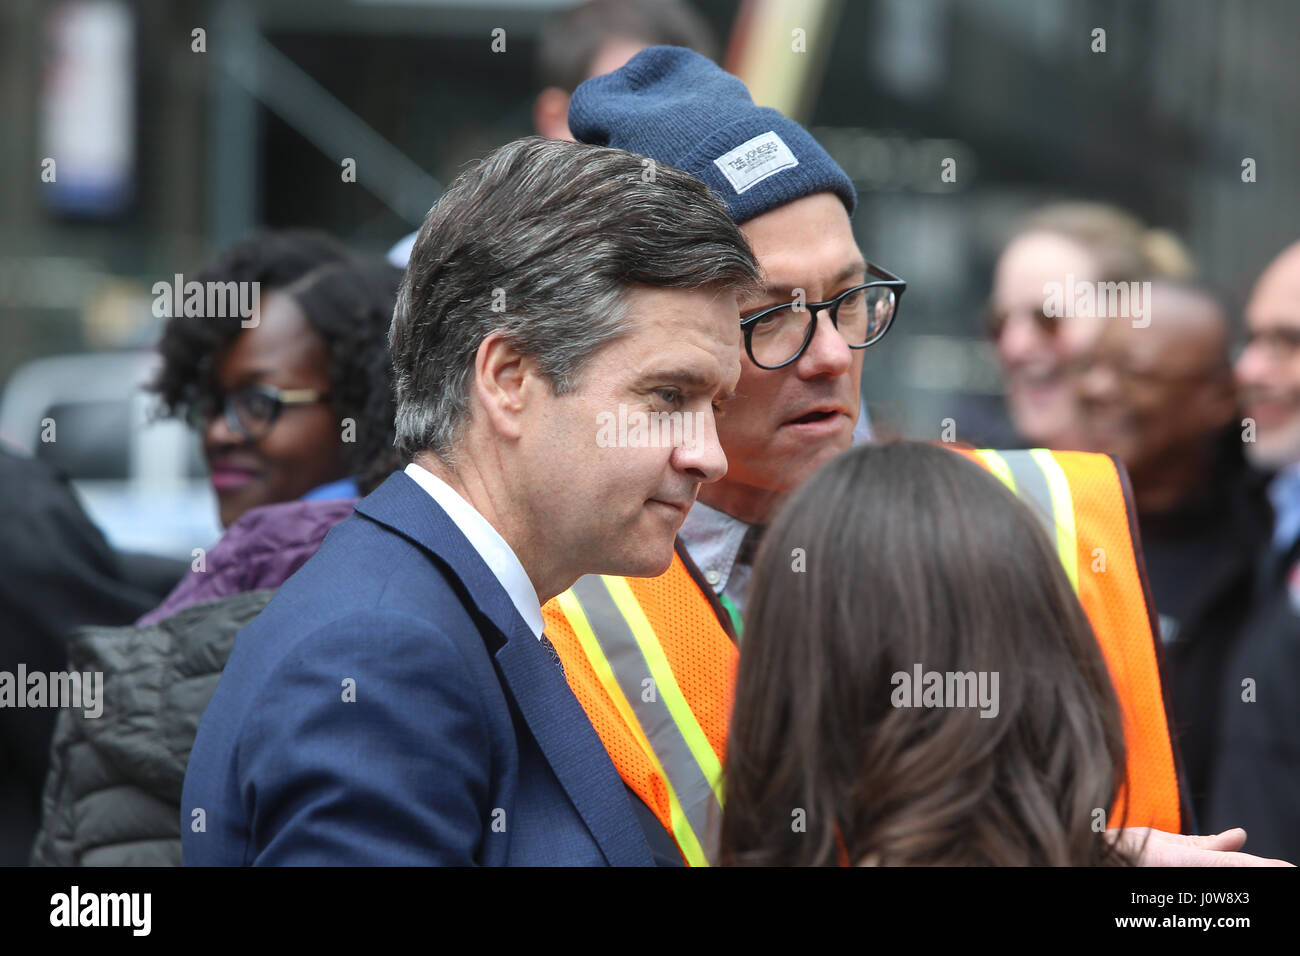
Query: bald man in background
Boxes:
[
  {"xmin": 1239, "ymin": 241, "xmax": 1300, "ymax": 553},
  {"xmin": 1075, "ymin": 280, "xmax": 1272, "ymax": 828},
  {"xmin": 1213, "ymin": 242, "xmax": 1300, "ymax": 860}
]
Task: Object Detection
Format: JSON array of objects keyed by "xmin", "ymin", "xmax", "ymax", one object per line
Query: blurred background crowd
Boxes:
[{"xmin": 2, "ymin": 0, "xmax": 1298, "ymax": 865}]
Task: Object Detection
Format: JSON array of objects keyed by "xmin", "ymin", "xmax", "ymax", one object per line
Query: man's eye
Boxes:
[
  {"xmin": 742, "ymin": 303, "xmax": 784, "ymax": 321},
  {"xmin": 655, "ymin": 388, "xmax": 682, "ymax": 405}
]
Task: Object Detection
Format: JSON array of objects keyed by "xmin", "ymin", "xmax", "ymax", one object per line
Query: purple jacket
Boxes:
[{"xmin": 137, "ymin": 497, "xmax": 357, "ymax": 626}]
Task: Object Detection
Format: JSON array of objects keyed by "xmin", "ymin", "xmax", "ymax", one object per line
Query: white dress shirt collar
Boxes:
[{"xmin": 403, "ymin": 462, "xmax": 545, "ymax": 640}]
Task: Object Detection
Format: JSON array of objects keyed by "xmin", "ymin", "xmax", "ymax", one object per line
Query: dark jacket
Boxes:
[
  {"xmin": 181, "ymin": 471, "xmax": 657, "ymax": 865},
  {"xmin": 1141, "ymin": 431, "xmax": 1273, "ymax": 826},
  {"xmin": 29, "ymin": 497, "xmax": 355, "ymax": 866},
  {"xmin": 1200, "ymin": 527, "xmax": 1300, "ymax": 861},
  {"xmin": 30, "ymin": 590, "xmax": 274, "ymax": 865},
  {"xmin": 1, "ymin": 448, "xmax": 177, "ymax": 865}
]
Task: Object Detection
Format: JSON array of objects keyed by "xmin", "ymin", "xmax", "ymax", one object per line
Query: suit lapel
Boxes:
[
  {"xmin": 356, "ymin": 472, "xmax": 654, "ymax": 866},
  {"xmin": 492, "ymin": 618, "xmax": 654, "ymax": 865}
]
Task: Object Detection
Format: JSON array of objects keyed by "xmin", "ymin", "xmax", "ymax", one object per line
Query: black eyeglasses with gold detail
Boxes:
[{"xmin": 184, "ymin": 384, "xmax": 331, "ymax": 442}]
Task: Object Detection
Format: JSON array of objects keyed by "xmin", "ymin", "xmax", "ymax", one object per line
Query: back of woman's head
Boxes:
[{"xmin": 719, "ymin": 441, "xmax": 1131, "ymax": 866}]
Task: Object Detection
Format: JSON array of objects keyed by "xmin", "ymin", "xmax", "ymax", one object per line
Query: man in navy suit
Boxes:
[{"xmin": 180, "ymin": 136, "xmax": 761, "ymax": 864}]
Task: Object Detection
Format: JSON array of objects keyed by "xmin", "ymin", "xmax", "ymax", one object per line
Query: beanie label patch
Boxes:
[{"xmin": 713, "ymin": 131, "xmax": 798, "ymax": 195}]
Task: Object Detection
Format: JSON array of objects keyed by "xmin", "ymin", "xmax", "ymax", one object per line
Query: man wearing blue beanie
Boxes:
[
  {"xmin": 544, "ymin": 46, "xmax": 902, "ymax": 866},
  {"xmin": 546, "ymin": 45, "xmax": 1274, "ymax": 869},
  {"xmin": 568, "ymin": 44, "xmax": 885, "ymax": 628}
]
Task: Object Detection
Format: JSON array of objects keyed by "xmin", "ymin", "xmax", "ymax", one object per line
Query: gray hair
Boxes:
[{"xmin": 390, "ymin": 136, "xmax": 762, "ymax": 464}]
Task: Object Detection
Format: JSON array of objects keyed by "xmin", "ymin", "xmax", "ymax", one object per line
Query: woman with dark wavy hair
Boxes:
[
  {"xmin": 719, "ymin": 441, "xmax": 1134, "ymax": 866},
  {"xmin": 151, "ymin": 230, "xmax": 399, "ymax": 526},
  {"xmin": 136, "ymin": 251, "xmax": 403, "ymax": 626}
]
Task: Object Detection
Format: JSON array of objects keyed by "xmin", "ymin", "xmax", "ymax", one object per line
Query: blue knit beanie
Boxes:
[{"xmin": 569, "ymin": 46, "xmax": 856, "ymax": 224}]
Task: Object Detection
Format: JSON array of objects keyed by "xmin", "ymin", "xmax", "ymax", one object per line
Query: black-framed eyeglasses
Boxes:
[
  {"xmin": 739, "ymin": 262, "xmax": 906, "ymax": 370},
  {"xmin": 184, "ymin": 384, "xmax": 331, "ymax": 441}
]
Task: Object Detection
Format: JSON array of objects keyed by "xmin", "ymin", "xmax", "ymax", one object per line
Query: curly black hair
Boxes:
[
  {"xmin": 149, "ymin": 230, "xmax": 401, "ymax": 495},
  {"xmin": 280, "ymin": 259, "xmax": 403, "ymax": 494},
  {"xmin": 150, "ymin": 229, "xmax": 350, "ymax": 415}
]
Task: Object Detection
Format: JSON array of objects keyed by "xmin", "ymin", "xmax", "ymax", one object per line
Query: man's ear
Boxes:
[{"xmin": 473, "ymin": 332, "xmax": 529, "ymax": 440}]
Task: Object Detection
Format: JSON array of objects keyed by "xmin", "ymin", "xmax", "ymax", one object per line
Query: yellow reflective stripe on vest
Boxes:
[
  {"xmin": 974, "ymin": 448, "xmax": 1016, "ymax": 490},
  {"xmin": 565, "ymin": 576, "xmax": 723, "ymax": 865},
  {"xmin": 555, "ymin": 587, "xmax": 710, "ymax": 867},
  {"xmin": 1029, "ymin": 448, "xmax": 1079, "ymax": 590},
  {"xmin": 977, "ymin": 449, "xmax": 1079, "ymax": 590},
  {"xmin": 601, "ymin": 576, "xmax": 726, "ymax": 806}
]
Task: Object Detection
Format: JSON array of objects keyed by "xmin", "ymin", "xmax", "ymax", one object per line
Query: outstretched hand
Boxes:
[{"xmin": 1120, "ymin": 827, "xmax": 1294, "ymax": 866}]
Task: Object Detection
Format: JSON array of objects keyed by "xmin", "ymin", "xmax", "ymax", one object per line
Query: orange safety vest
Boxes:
[{"xmin": 542, "ymin": 448, "xmax": 1184, "ymax": 864}]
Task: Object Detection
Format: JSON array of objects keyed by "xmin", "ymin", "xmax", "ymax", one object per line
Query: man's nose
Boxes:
[
  {"xmin": 204, "ymin": 409, "xmax": 244, "ymax": 448},
  {"xmin": 997, "ymin": 312, "xmax": 1047, "ymax": 365},
  {"xmin": 794, "ymin": 309, "xmax": 853, "ymax": 377},
  {"xmin": 672, "ymin": 408, "xmax": 728, "ymax": 484}
]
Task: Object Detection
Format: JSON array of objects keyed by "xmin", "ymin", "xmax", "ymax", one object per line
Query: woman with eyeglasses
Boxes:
[
  {"xmin": 718, "ymin": 441, "xmax": 1137, "ymax": 866},
  {"xmin": 132, "ymin": 248, "xmax": 402, "ymax": 627},
  {"xmin": 30, "ymin": 238, "xmax": 402, "ymax": 865},
  {"xmin": 152, "ymin": 233, "xmax": 398, "ymax": 527},
  {"xmin": 985, "ymin": 201, "xmax": 1193, "ymax": 450}
]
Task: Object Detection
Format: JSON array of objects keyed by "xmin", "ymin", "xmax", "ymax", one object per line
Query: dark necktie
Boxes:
[{"xmin": 539, "ymin": 632, "xmax": 566, "ymax": 678}]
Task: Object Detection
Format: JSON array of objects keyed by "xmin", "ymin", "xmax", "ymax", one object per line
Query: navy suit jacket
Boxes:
[{"xmin": 181, "ymin": 472, "xmax": 657, "ymax": 865}]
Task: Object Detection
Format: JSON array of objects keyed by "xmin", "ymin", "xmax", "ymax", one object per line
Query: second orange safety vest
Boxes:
[{"xmin": 542, "ymin": 447, "xmax": 1185, "ymax": 865}]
